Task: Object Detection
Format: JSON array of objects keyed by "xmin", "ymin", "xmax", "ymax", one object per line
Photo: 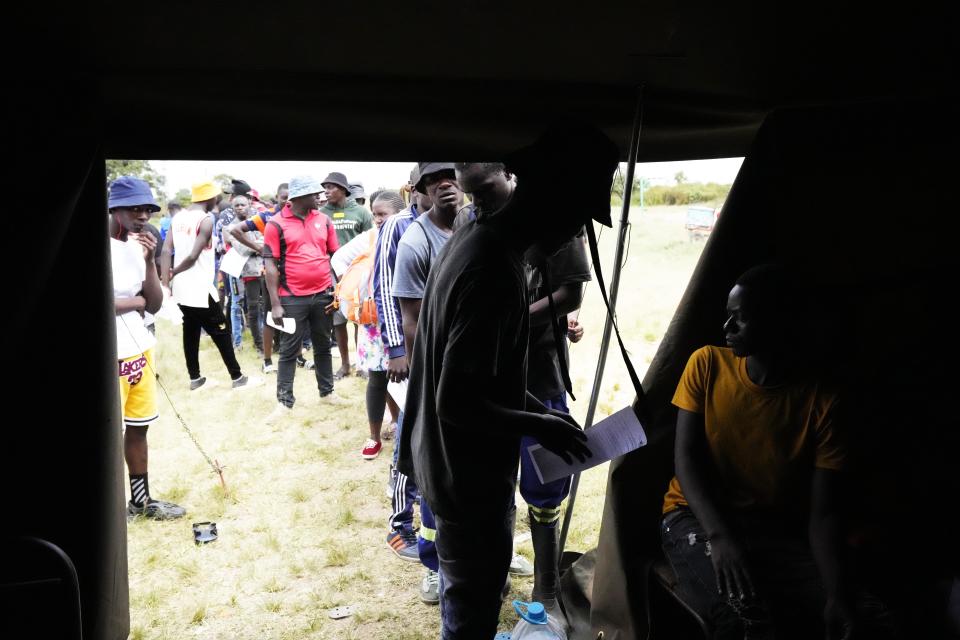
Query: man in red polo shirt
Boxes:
[{"xmin": 263, "ymin": 175, "xmax": 342, "ymax": 416}]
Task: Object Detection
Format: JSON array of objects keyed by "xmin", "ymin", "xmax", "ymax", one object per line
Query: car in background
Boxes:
[{"xmin": 685, "ymin": 204, "xmax": 720, "ymax": 242}]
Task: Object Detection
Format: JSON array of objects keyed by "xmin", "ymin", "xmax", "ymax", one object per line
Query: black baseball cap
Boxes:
[{"xmin": 415, "ymin": 162, "xmax": 456, "ymax": 194}]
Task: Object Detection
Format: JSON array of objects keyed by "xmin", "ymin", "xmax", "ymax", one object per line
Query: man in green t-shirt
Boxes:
[{"xmin": 321, "ymin": 171, "xmax": 373, "ymax": 379}]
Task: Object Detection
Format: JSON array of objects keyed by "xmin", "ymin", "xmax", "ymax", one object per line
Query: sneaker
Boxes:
[
  {"xmin": 128, "ymin": 498, "xmax": 186, "ymax": 520},
  {"xmin": 386, "ymin": 530, "xmax": 419, "ymax": 562},
  {"xmin": 232, "ymin": 375, "xmax": 263, "ymax": 389},
  {"xmin": 420, "ymin": 569, "xmax": 440, "ymax": 605},
  {"xmin": 509, "ymin": 553, "xmax": 534, "ymax": 576},
  {"xmin": 318, "ymin": 392, "xmax": 351, "ymax": 407},
  {"xmin": 361, "ymin": 439, "xmax": 382, "ymax": 460},
  {"xmin": 296, "ymin": 355, "xmax": 307, "ymax": 368},
  {"xmin": 189, "ymin": 376, "xmax": 207, "ymax": 391},
  {"xmin": 262, "ymin": 361, "xmax": 276, "ymax": 374},
  {"xmin": 304, "ymin": 359, "xmax": 316, "ymax": 370},
  {"xmin": 265, "ymin": 402, "xmax": 293, "ymax": 424}
]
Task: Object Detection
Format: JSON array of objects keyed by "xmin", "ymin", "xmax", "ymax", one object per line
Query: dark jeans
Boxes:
[
  {"xmin": 243, "ymin": 277, "xmax": 266, "ymax": 351},
  {"xmin": 276, "ymin": 291, "xmax": 334, "ymax": 407},
  {"xmin": 436, "ymin": 506, "xmax": 515, "ymax": 640},
  {"xmin": 178, "ymin": 295, "xmax": 243, "ymax": 381},
  {"xmin": 661, "ymin": 507, "xmax": 826, "ymax": 640}
]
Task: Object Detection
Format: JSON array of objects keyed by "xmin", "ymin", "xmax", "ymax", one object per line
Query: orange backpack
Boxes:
[{"xmin": 333, "ymin": 231, "xmax": 378, "ymax": 325}]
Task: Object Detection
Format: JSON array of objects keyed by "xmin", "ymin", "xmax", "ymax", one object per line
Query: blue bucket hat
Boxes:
[
  {"xmin": 108, "ymin": 176, "xmax": 160, "ymax": 212},
  {"xmin": 288, "ymin": 175, "xmax": 325, "ymax": 199}
]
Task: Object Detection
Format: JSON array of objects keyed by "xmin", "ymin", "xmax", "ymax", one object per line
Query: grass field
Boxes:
[{"xmin": 127, "ymin": 205, "xmax": 707, "ymax": 639}]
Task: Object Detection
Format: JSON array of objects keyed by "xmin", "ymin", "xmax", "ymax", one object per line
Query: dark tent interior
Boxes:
[{"xmin": 4, "ymin": 1, "xmax": 955, "ymax": 638}]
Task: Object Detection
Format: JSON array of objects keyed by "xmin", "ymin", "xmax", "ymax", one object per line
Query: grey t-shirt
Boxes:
[{"xmin": 391, "ymin": 213, "xmax": 453, "ymax": 299}]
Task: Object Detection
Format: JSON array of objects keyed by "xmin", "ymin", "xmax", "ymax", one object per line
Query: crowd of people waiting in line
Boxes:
[{"xmin": 108, "ymin": 122, "xmax": 896, "ymax": 639}]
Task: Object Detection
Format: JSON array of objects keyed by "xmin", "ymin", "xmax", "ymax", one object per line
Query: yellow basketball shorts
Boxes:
[{"xmin": 118, "ymin": 349, "xmax": 158, "ymax": 428}]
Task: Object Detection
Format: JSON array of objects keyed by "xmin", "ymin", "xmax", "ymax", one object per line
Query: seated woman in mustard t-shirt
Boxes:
[{"xmin": 662, "ymin": 265, "xmax": 858, "ymax": 640}]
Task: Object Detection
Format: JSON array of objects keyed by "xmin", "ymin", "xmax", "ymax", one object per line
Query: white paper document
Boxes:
[
  {"xmin": 155, "ymin": 290, "xmax": 183, "ymax": 324},
  {"xmin": 265, "ymin": 314, "xmax": 296, "ymax": 334},
  {"xmin": 218, "ymin": 248, "xmax": 246, "ymax": 278},
  {"xmin": 527, "ymin": 406, "xmax": 647, "ymax": 484},
  {"xmin": 387, "ymin": 380, "xmax": 408, "ymax": 413}
]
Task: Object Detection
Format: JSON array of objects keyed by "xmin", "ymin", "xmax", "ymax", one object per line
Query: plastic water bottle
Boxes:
[{"xmin": 510, "ymin": 600, "xmax": 567, "ymax": 640}]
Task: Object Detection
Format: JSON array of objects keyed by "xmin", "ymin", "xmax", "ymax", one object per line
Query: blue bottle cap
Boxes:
[{"xmin": 526, "ymin": 602, "xmax": 547, "ymax": 624}]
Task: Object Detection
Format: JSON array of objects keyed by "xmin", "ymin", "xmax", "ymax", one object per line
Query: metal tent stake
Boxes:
[{"xmin": 558, "ymin": 87, "xmax": 645, "ymax": 556}]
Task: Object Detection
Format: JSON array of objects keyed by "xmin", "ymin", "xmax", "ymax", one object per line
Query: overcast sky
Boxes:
[{"xmin": 149, "ymin": 157, "xmax": 744, "ymax": 200}]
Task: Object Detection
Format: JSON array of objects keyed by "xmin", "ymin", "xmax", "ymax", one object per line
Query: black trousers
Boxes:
[
  {"xmin": 243, "ymin": 277, "xmax": 266, "ymax": 351},
  {"xmin": 436, "ymin": 506, "xmax": 515, "ymax": 640},
  {"xmin": 276, "ymin": 291, "xmax": 334, "ymax": 407},
  {"xmin": 178, "ymin": 295, "xmax": 243, "ymax": 381}
]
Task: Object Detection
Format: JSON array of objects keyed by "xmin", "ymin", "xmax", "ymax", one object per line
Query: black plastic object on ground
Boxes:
[{"xmin": 192, "ymin": 522, "xmax": 218, "ymax": 545}]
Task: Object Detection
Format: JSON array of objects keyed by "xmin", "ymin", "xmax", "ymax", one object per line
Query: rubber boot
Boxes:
[{"xmin": 529, "ymin": 510, "xmax": 567, "ymax": 627}]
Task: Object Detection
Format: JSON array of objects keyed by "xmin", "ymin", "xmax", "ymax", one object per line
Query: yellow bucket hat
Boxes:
[{"xmin": 191, "ymin": 181, "xmax": 222, "ymax": 203}]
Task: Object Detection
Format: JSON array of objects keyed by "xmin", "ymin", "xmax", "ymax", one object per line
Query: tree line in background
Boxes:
[
  {"xmin": 611, "ymin": 169, "xmax": 731, "ymax": 207},
  {"xmin": 106, "ymin": 161, "xmax": 280, "ymax": 209},
  {"xmin": 108, "ymin": 160, "xmax": 732, "ymax": 212}
]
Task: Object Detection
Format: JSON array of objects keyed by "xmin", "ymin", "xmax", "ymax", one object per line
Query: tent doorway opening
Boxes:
[{"xmin": 110, "ymin": 157, "xmax": 741, "ymax": 639}]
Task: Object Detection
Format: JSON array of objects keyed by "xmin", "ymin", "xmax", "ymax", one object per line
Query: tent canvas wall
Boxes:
[{"xmin": 4, "ymin": 1, "xmax": 952, "ymax": 637}]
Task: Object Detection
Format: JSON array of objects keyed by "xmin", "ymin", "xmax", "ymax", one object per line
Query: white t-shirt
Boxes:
[
  {"xmin": 171, "ymin": 208, "xmax": 219, "ymax": 308},
  {"xmin": 111, "ymin": 238, "xmax": 157, "ymax": 360}
]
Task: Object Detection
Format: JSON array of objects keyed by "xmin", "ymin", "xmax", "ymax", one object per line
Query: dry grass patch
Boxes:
[{"xmin": 126, "ymin": 205, "xmax": 705, "ymax": 638}]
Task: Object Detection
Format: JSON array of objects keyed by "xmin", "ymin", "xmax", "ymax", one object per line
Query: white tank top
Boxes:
[{"xmin": 171, "ymin": 208, "xmax": 219, "ymax": 307}]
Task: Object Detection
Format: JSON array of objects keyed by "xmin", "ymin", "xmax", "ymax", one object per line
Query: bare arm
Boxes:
[
  {"xmin": 676, "ymin": 409, "xmax": 734, "ymax": 539},
  {"xmin": 170, "ymin": 216, "xmax": 213, "ymax": 278},
  {"xmin": 528, "ymin": 282, "xmax": 584, "ymax": 327},
  {"xmin": 160, "ymin": 231, "xmax": 174, "ymax": 288},
  {"xmin": 115, "ymin": 295, "xmax": 146, "ymax": 315},
  {"xmin": 132, "ymin": 233, "xmax": 163, "ymax": 314},
  {"xmin": 263, "ymin": 257, "xmax": 284, "ymax": 324},
  {"xmin": 398, "ymin": 297, "xmax": 422, "ymax": 360},
  {"xmin": 676, "ymin": 408, "xmax": 756, "ymax": 601},
  {"xmin": 810, "ymin": 468, "xmax": 857, "ymax": 637},
  {"xmin": 225, "ymin": 220, "xmax": 263, "ymax": 253}
]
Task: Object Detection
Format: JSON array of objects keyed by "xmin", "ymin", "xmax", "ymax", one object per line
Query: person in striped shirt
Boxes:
[
  {"xmin": 374, "ymin": 165, "xmax": 430, "ymax": 566},
  {"xmin": 224, "ymin": 183, "xmax": 288, "ymax": 372}
]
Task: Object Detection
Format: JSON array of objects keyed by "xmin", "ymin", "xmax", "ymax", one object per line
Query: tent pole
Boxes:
[{"xmin": 559, "ymin": 87, "xmax": 644, "ymax": 557}]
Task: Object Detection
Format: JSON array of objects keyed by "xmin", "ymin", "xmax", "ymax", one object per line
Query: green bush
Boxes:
[
  {"xmin": 611, "ymin": 181, "xmax": 730, "ymax": 207},
  {"xmin": 643, "ymin": 182, "xmax": 730, "ymax": 206}
]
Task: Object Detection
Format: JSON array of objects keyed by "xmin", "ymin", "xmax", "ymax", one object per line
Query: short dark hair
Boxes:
[
  {"xmin": 277, "ymin": 183, "xmax": 289, "ymax": 192},
  {"xmin": 372, "ymin": 190, "xmax": 405, "ymax": 214},
  {"xmin": 454, "ymin": 162, "xmax": 507, "ymax": 176},
  {"xmin": 735, "ymin": 264, "xmax": 799, "ymax": 317},
  {"xmin": 168, "ymin": 202, "xmax": 182, "ymax": 211}
]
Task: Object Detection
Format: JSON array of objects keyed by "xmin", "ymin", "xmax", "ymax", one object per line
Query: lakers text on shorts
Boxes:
[{"xmin": 118, "ymin": 349, "xmax": 158, "ymax": 428}]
